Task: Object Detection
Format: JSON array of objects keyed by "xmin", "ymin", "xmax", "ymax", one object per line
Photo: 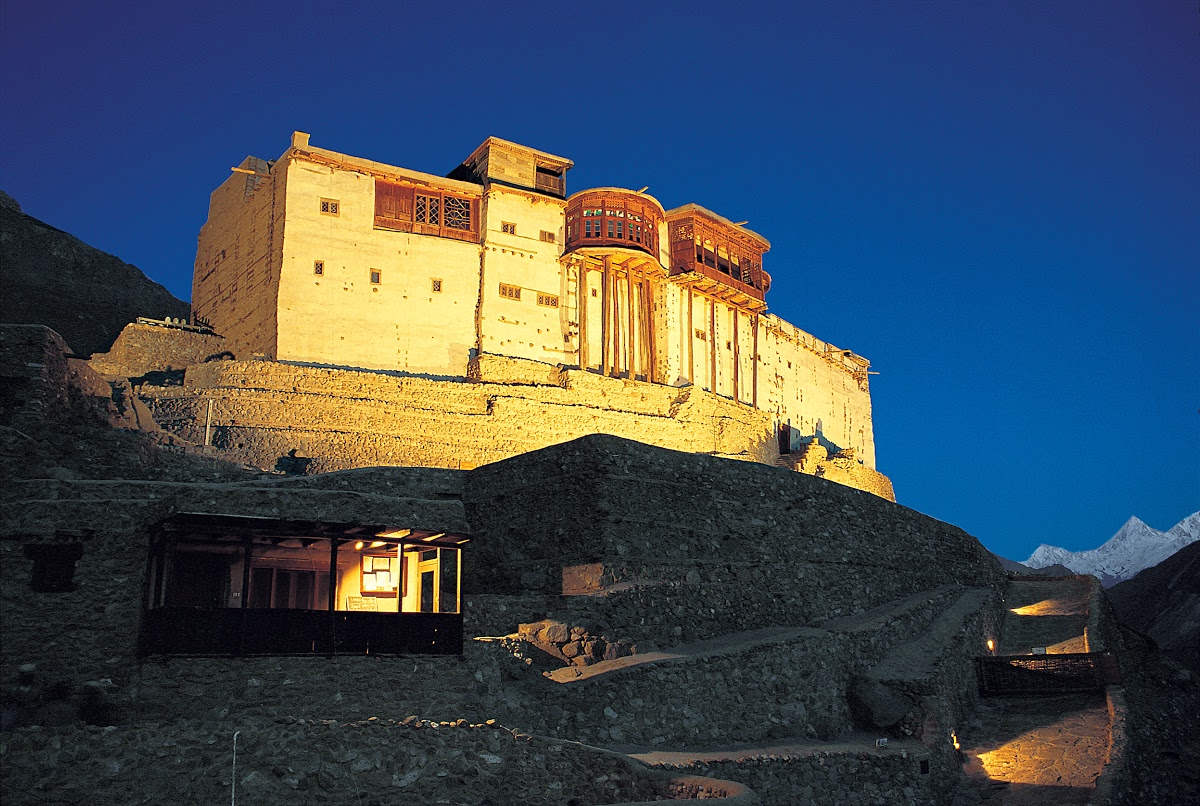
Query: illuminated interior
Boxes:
[{"xmin": 141, "ymin": 513, "xmax": 469, "ymax": 655}]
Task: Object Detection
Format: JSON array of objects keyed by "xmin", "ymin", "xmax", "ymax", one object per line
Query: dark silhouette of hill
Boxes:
[
  {"xmin": 0, "ymin": 191, "xmax": 189, "ymax": 356},
  {"xmin": 1107, "ymin": 540, "xmax": 1200, "ymax": 672},
  {"xmin": 993, "ymin": 553, "xmax": 1073, "ymax": 576}
]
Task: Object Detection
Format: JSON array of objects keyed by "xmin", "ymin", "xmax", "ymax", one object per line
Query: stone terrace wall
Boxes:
[
  {"xmin": 463, "ymin": 435, "xmax": 1004, "ymax": 638},
  {"xmin": 141, "ymin": 356, "xmax": 778, "ymax": 472},
  {"xmin": 88, "ymin": 322, "xmax": 229, "ymax": 379}
]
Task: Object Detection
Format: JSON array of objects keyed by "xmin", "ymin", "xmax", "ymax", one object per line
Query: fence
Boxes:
[{"xmin": 976, "ymin": 652, "xmax": 1120, "ymax": 695}]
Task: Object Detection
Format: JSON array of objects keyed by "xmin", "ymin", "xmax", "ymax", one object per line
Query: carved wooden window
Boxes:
[
  {"xmin": 539, "ymin": 230, "xmax": 555, "ymax": 243},
  {"xmin": 499, "ymin": 283, "xmax": 521, "ymax": 301},
  {"xmin": 537, "ymin": 293, "xmax": 559, "ymax": 308},
  {"xmin": 444, "ymin": 197, "xmax": 471, "ymax": 231},
  {"xmin": 415, "ymin": 195, "xmax": 440, "ymax": 226},
  {"xmin": 313, "ymin": 260, "xmax": 324, "ymax": 276},
  {"xmin": 375, "ymin": 180, "xmax": 478, "ymax": 243},
  {"xmin": 320, "ymin": 198, "xmax": 340, "ymax": 216},
  {"xmin": 501, "ymin": 222, "xmax": 517, "ymax": 234},
  {"xmin": 431, "ymin": 279, "xmax": 442, "ymax": 293}
]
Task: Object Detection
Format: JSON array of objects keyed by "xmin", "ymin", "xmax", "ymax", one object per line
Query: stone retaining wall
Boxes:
[
  {"xmin": 88, "ymin": 322, "xmax": 228, "ymax": 379},
  {"xmin": 660, "ymin": 746, "xmax": 939, "ymax": 806}
]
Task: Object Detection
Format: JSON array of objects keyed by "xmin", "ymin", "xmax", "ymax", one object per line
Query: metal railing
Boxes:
[{"xmin": 976, "ymin": 652, "xmax": 1120, "ymax": 695}]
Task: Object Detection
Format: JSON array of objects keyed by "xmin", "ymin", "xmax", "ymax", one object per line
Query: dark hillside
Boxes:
[
  {"xmin": 1107, "ymin": 540, "xmax": 1200, "ymax": 672},
  {"xmin": 0, "ymin": 191, "xmax": 189, "ymax": 356}
]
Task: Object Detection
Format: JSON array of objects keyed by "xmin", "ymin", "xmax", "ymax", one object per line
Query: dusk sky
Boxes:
[{"xmin": 2, "ymin": 1, "xmax": 1196, "ymax": 561}]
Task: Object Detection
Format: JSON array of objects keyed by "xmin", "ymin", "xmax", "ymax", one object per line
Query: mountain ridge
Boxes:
[{"xmin": 1025, "ymin": 512, "xmax": 1200, "ymax": 587}]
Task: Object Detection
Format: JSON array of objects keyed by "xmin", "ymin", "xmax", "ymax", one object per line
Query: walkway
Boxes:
[{"xmin": 955, "ymin": 578, "xmax": 1111, "ymax": 805}]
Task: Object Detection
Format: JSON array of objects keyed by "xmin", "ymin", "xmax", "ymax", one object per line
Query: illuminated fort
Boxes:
[{"xmin": 113, "ymin": 133, "xmax": 891, "ymax": 497}]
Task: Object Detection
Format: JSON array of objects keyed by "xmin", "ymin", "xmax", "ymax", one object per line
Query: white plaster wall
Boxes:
[
  {"xmin": 276, "ymin": 158, "xmax": 481, "ymax": 376},
  {"xmin": 192, "ymin": 156, "xmax": 283, "ymax": 360},
  {"xmin": 477, "ymin": 187, "xmax": 571, "ymax": 366},
  {"xmin": 756, "ymin": 315, "xmax": 876, "ymax": 468}
]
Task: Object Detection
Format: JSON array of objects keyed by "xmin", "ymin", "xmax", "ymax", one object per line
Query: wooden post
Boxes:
[
  {"xmin": 709, "ymin": 297, "xmax": 717, "ymax": 394},
  {"xmin": 732, "ymin": 308, "xmax": 740, "ymax": 403},
  {"xmin": 626, "ymin": 270, "xmax": 636, "ymax": 378},
  {"xmin": 751, "ymin": 313, "xmax": 759, "ymax": 408},
  {"xmin": 686, "ymin": 287, "xmax": 696, "ymax": 386},
  {"xmin": 601, "ymin": 256, "xmax": 611, "ymax": 375},
  {"xmin": 578, "ymin": 262, "xmax": 588, "ymax": 370},
  {"xmin": 644, "ymin": 277, "xmax": 656, "ymax": 383}
]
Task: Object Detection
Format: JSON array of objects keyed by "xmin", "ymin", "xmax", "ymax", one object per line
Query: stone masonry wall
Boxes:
[
  {"xmin": 88, "ymin": 322, "xmax": 229, "ymax": 379},
  {"xmin": 140, "ymin": 356, "xmax": 781, "ymax": 473}
]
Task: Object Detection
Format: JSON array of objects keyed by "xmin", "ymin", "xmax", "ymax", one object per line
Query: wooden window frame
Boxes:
[
  {"xmin": 320, "ymin": 198, "xmax": 340, "ymax": 216},
  {"xmin": 499, "ymin": 283, "xmax": 521, "ymax": 301}
]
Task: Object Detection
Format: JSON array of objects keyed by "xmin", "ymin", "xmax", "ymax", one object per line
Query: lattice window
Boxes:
[
  {"xmin": 415, "ymin": 195, "xmax": 440, "ymax": 226},
  {"xmin": 313, "ymin": 260, "xmax": 324, "ymax": 276},
  {"xmin": 499, "ymin": 283, "xmax": 521, "ymax": 300},
  {"xmin": 320, "ymin": 198, "xmax": 340, "ymax": 216},
  {"xmin": 431, "ymin": 279, "xmax": 442, "ymax": 293},
  {"xmin": 444, "ymin": 196, "xmax": 471, "ymax": 231},
  {"xmin": 501, "ymin": 222, "xmax": 516, "ymax": 234},
  {"xmin": 537, "ymin": 293, "xmax": 559, "ymax": 307}
]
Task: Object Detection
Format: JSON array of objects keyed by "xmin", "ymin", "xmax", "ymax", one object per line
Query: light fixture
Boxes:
[
  {"xmin": 369, "ymin": 541, "xmax": 386, "ymax": 548},
  {"xmin": 987, "ymin": 639, "xmax": 995, "ymax": 655},
  {"xmin": 354, "ymin": 541, "xmax": 365, "ymax": 550}
]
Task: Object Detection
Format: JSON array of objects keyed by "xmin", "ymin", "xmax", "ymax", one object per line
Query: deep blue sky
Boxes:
[{"xmin": 2, "ymin": 1, "xmax": 1197, "ymax": 560}]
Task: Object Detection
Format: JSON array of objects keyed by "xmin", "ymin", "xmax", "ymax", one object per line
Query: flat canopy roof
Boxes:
[{"xmin": 157, "ymin": 513, "xmax": 469, "ymax": 548}]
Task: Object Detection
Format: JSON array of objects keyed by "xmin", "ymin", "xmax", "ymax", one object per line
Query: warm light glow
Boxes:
[
  {"xmin": 951, "ymin": 730, "xmax": 960, "ymax": 751},
  {"xmin": 376, "ymin": 528, "xmax": 412, "ymax": 539},
  {"xmin": 354, "ymin": 541, "xmax": 365, "ymax": 550},
  {"xmin": 987, "ymin": 639, "xmax": 995, "ymax": 652},
  {"xmin": 1009, "ymin": 597, "xmax": 1087, "ymax": 617},
  {"xmin": 369, "ymin": 541, "xmax": 386, "ymax": 548},
  {"xmin": 422, "ymin": 532, "xmax": 445, "ymax": 542}
]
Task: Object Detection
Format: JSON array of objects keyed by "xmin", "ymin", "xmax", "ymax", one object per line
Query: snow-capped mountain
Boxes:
[{"xmin": 1025, "ymin": 512, "xmax": 1200, "ymax": 587}]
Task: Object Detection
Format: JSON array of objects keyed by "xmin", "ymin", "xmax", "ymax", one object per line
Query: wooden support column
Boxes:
[
  {"xmin": 751, "ymin": 313, "xmax": 759, "ymax": 408},
  {"xmin": 687, "ymin": 287, "xmax": 694, "ymax": 384},
  {"xmin": 709, "ymin": 297, "xmax": 717, "ymax": 394},
  {"xmin": 601, "ymin": 256, "xmax": 611, "ymax": 375},
  {"xmin": 732, "ymin": 308, "xmax": 740, "ymax": 404},
  {"xmin": 644, "ymin": 277, "xmax": 656, "ymax": 383},
  {"xmin": 626, "ymin": 270, "xmax": 636, "ymax": 379},
  {"xmin": 612, "ymin": 269, "xmax": 622, "ymax": 376},
  {"xmin": 578, "ymin": 262, "xmax": 588, "ymax": 370}
]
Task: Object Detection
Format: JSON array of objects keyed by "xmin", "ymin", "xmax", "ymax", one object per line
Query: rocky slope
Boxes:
[
  {"xmin": 1107, "ymin": 540, "xmax": 1200, "ymax": 672},
  {"xmin": 1025, "ymin": 513, "xmax": 1200, "ymax": 586},
  {"xmin": 0, "ymin": 191, "xmax": 189, "ymax": 356}
]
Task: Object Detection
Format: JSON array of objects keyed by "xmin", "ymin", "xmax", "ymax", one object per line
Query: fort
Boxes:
[{"xmin": 89, "ymin": 132, "xmax": 892, "ymax": 498}]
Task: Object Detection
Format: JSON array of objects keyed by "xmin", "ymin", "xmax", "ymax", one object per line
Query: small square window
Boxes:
[
  {"xmin": 695, "ymin": 329, "xmax": 707, "ymax": 341},
  {"xmin": 591, "ymin": 289, "xmax": 598, "ymax": 297},
  {"xmin": 501, "ymin": 222, "xmax": 516, "ymax": 235},
  {"xmin": 539, "ymin": 230, "xmax": 556, "ymax": 243},
  {"xmin": 499, "ymin": 283, "xmax": 521, "ymax": 301},
  {"xmin": 370, "ymin": 270, "xmax": 381, "ymax": 284},
  {"xmin": 320, "ymin": 198, "xmax": 340, "ymax": 216},
  {"xmin": 313, "ymin": 260, "xmax": 324, "ymax": 276},
  {"xmin": 431, "ymin": 279, "xmax": 442, "ymax": 293}
]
